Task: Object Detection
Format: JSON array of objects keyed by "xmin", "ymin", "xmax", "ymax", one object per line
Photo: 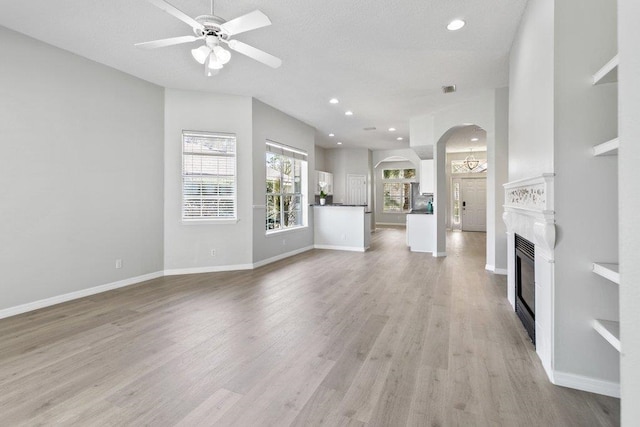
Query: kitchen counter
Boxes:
[{"xmin": 313, "ymin": 205, "xmax": 371, "ymax": 252}]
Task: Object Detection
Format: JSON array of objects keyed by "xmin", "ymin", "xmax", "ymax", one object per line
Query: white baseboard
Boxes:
[
  {"xmin": 314, "ymin": 244, "xmax": 367, "ymax": 252},
  {"xmin": 0, "ymin": 271, "xmax": 164, "ymax": 320},
  {"xmin": 552, "ymin": 370, "xmax": 620, "ymax": 398},
  {"xmin": 252, "ymin": 245, "xmax": 314, "ymax": 269},
  {"xmin": 485, "ymin": 264, "xmax": 508, "ymax": 275},
  {"xmin": 375, "ymin": 222, "xmax": 405, "ymax": 227},
  {"xmin": 163, "ymin": 264, "xmax": 253, "ymax": 276},
  {"xmin": 433, "ymin": 252, "xmax": 447, "ymax": 257}
]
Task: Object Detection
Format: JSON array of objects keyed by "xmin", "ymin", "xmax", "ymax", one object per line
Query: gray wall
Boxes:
[
  {"xmin": 619, "ymin": 0, "xmax": 640, "ymax": 420},
  {"xmin": 163, "ymin": 89, "xmax": 253, "ymax": 270},
  {"xmin": 508, "ymin": 0, "xmax": 554, "ymax": 182},
  {"xmin": 0, "ymin": 27, "xmax": 165, "ymax": 310},
  {"xmin": 553, "ymin": 0, "xmax": 619, "ymax": 384},
  {"xmin": 252, "ymin": 99, "xmax": 316, "ymax": 263},
  {"xmin": 509, "ymin": 0, "xmax": 619, "ymax": 387}
]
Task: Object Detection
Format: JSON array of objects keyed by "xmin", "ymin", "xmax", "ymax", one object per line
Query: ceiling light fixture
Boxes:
[
  {"xmin": 388, "ymin": 127, "xmax": 396, "ymax": 132},
  {"xmin": 447, "ymin": 19, "xmax": 466, "ymax": 31},
  {"xmin": 464, "ymin": 149, "xmax": 479, "ymax": 171},
  {"xmin": 345, "ymin": 111, "xmax": 353, "ymax": 116},
  {"xmin": 329, "ymin": 98, "xmax": 339, "ymax": 104},
  {"xmin": 471, "ymin": 137, "xmax": 479, "ymax": 142},
  {"xmin": 397, "ymin": 137, "xmax": 404, "ymax": 141},
  {"xmin": 329, "ymin": 133, "xmax": 335, "ymax": 137},
  {"xmin": 337, "ymin": 142, "xmax": 343, "ymax": 145}
]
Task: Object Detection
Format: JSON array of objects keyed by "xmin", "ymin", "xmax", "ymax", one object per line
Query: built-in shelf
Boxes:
[
  {"xmin": 592, "ymin": 262, "xmax": 620, "ymax": 284},
  {"xmin": 593, "ymin": 138, "xmax": 619, "ymax": 156},
  {"xmin": 592, "ymin": 319, "xmax": 621, "ymax": 352},
  {"xmin": 592, "ymin": 54, "xmax": 619, "ymax": 85}
]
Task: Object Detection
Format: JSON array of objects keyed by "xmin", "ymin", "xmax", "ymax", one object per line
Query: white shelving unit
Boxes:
[
  {"xmin": 591, "ymin": 54, "xmax": 620, "ymax": 354},
  {"xmin": 593, "ymin": 319, "xmax": 621, "ymax": 352},
  {"xmin": 592, "ymin": 54, "xmax": 619, "ymax": 85},
  {"xmin": 593, "ymin": 137, "xmax": 619, "ymax": 156},
  {"xmin": 593, "ymin": 262, "xmax": 620, "ymax": 284}
]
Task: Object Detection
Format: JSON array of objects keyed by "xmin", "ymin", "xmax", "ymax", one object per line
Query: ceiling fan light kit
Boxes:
[{"xmin": 136, "ymin": 0, "xmax": 282, "ymax": 76}]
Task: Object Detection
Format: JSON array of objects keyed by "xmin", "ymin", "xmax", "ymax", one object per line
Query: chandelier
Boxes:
[{"xmin": 464, "ymin": 149, "xmax": 479, "ymax": 171}]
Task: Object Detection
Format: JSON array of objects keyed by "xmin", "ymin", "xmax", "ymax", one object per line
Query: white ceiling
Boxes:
[
  {"xmin": 0, "ymin": 0, "xmax": 526, "ymax": 151},
  {"xmin": 445, "ymin": 125, "xmax": 487, "ymax": 153}
]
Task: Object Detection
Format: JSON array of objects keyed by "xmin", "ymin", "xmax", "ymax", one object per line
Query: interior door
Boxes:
[
  {"xmin": 346, "ymin": 174, "xmax": 367, "ymax": 205},
  {"xmin": 461, "ymin": 178, "xmax": 486, "ymax": 232}
]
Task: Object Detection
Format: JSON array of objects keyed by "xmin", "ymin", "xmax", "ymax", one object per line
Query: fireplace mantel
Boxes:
[{"xmin": 503, "ymin": 173, "xmax": 556, "ymax": 258}]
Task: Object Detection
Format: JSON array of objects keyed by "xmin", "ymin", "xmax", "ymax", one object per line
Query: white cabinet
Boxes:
[
  {"xmin": 419, "ymin": 160, "xmax": 434, "ymax": 194},
  {"xmin": 406, "ymin": 214, "xmax": 435, "ymax": 253},
  {"xmin": 315, "ymin": 171, "xmax": 333, "ymax": 195}
]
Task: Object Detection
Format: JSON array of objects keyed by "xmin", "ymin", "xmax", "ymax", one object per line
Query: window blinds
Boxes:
[{"xmin": 182, "ymin": 131, "xmax": 237, "ymax": 220}]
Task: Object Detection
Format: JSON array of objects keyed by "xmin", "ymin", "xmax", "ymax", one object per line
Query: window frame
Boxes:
[
  {"xmin": 181, "ymin": 130, "xmax": 238, "ymax": 224},
  {"xmin": 265, "ymin": 140, "xmax": 308, "ymax": 234},
  {"xmin": 382, "ymin": 168, "xmax": 415, "ymax": 213}
]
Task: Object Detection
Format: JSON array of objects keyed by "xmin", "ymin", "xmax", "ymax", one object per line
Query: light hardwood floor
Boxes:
[{"xmin": 0, "ymin": 228, "xmax": 619, "ymax": 426}]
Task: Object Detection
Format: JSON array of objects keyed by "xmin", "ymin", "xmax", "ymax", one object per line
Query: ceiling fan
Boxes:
[{"xmin": 135, "ymin": 0, "xmax": 282, "ymax": 76}]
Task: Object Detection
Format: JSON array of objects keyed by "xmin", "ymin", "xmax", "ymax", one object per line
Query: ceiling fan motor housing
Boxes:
[{"xmin": 194, "ymin": 15, "xmax": 229, "ymax": 40}]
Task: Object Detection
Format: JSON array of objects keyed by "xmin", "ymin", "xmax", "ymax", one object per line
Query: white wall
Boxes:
[
  {"xmin": 0, "ymin": 27, "xmax": 165, "ymax": 311},
  {"xmin": 163, "ymin": 90, "xmax": 253, "ymax": 271},
  {"xmin": 508, "ymin": 0, "xmax": 554, "ymax": 182},
  {"xmin": 619, "ymin": 0, "xmax": 640, "ymax": 421},
  {"xmin": 252, "ymin": 99, "xmax": 316, "ymax": 263},
  {"xmin": 492, "ymin": 87, "xmax": 509, "ymax": 272}
]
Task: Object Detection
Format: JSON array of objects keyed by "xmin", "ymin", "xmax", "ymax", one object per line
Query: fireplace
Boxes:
[{"xmin": 515, "ymin": 234, "xmax": 535, "ymax": 345}]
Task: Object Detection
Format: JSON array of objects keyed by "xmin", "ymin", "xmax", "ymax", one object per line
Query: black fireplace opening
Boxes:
[{"xmin": 515, "ymin": 234, "xmax": 535, "ymax": 345}]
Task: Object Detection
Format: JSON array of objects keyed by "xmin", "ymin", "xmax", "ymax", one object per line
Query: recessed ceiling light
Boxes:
[
  {"xmin": 397, "ymin": 137, "xmax": 404, "ymax": 141},
  {"xmin": 447, "ymin": 19, "xmax": 465, "ymax": 31},
  {"xmin": 337, "ymin": 141, "xmax": 343, "ymax": 145},
  {"xmin": 329, "ymin": 98, "xmax": 339, "ymax": 104},
  {"xmin": 345, "ymin": 111, "xmax": 353, "ymax": 116},
  {"xmin": 388, "ymin": 127, "xmax": 396, "ymax": 132},
  {"xmin": 471, "ymin": 137, "xmax": 479, "ymax": 141},
  {"xmin": 329, "ymin": 133, "xmax": 335, "ymax": 137}
]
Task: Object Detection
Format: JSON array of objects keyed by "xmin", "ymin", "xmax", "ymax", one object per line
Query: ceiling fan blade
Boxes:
[
  {"xmin": 220, "ymin": 10, "xmax": 271, "ymax": 36},
  {"xmin": 135, "ymin": 35, "xmax": 201, "ymax": 49},
  {"xmin": 145, "ymin": 0, "xmax": 204, "ymax": 31},
  {"xmin": 228, "ymin": 40, "xmax": 282, "ymax": 68}
]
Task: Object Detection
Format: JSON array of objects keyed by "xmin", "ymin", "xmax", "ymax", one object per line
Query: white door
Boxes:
[
  {"xmin": 461, "ymin": 178, "xmax": 486, "ymax": 232},
  {"xmin": 346, "ymin": 174, "xmax": 367, "ymax": 205}
]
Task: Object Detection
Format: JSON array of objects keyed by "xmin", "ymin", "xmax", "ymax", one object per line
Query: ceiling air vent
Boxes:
[
  {"xmin": 442, "ymin": 85, "xmax": 456, "ymax": 94},
  {"xmin": 363, "ymin": 127, "xmax": 377, "ymax": 131}
]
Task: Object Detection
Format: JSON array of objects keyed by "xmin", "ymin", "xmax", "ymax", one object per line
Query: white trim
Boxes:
[
  {"xmin": 252, "ymin": 246, "xmax": 314, "ymax": 268},
  {"xmin": 485, "ymin": 264, "xmax": 508, "ymax": 275},
  {"xmin": 376, "ymin": 222, "xmax": 406, "ymax": 226},
  {"xmin": 0, "ymin": 271, "xmax": 164, "ymax": 320},
  {"xmin": 433, "ymin": 252, "xmax": 447, "ymax": 257},
  {"xmin": 314, "ymin": 244, "xmax": 368, "ymax": 252},
  {"xmin": 164, "ymin": 264, "xmax": 253, "ymax": 276},
  {"xmin": 552, "ymin": 370, "xmax": 620, "ymax": 398}
]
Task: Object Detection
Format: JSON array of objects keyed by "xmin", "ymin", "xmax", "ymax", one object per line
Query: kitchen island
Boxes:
[
  {"xmin": 406, "ymin": 211, "xmax": 435, "ymax": 253},
  {"xmin": 313, "ymin": 205, "xmax": 371, "ymax": 252}
]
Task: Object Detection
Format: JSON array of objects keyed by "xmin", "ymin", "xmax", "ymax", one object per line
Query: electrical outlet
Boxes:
[
  {"xmin": 210, "ymin": 249, "xmax": 216, "ymax": 256},
  {"xmin": 115, "ymin": 259, "xmax": 122, "ymax": 269}
]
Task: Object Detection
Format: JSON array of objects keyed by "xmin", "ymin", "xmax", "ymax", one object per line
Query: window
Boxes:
[
  {"xmin": 182, "ymin": 131, "xmax": 236, "ymax": 221},
  {"xmin": 382, "ymin": 168, "xmax": 415, "ymax": 213},
  {"xmin": 265, "ymin": 141, "xmax": 308, "ymax": 232}
]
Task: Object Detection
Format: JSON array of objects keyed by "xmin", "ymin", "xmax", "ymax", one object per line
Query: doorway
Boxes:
[
  {"xmin": 346, "ymin": 174, "xmax": 367, "ymax": 205},
  {"xmin": 461, "ymin": 177, "xmax": 486, "ymax": 232}
]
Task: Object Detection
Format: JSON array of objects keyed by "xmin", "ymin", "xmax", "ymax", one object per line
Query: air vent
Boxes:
[
  {"xmin": 442, "ymin": 85, "xmax": 457, "ymax": 94},
  {"xmin": 363, "ymin": 127, "xmax": 377, "ymax": 131}
]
